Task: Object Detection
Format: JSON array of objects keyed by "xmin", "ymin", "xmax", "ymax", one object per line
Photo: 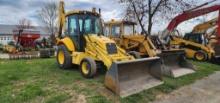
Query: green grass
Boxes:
[{"xmin": 0, "ymin": 59, "xmax": 219, "ymax": 103}]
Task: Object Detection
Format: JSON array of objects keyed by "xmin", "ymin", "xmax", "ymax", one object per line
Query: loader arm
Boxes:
[
  {"xmin": 192, "ymin": 18, "xmax": 218, "ymax": 33},
  {"xmin": 121, "ymin": 36, "xmax": 158, "ymax": 57}
]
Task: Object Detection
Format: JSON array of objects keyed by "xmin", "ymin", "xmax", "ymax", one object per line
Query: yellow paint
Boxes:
[
  {"xmin": 81, "ymin": 62, "xmax": 89, "ymax": 75},
  {"xmin": 57, "ymin": 37, "xmax": 75, "ymax": 52},
  {"xmin": 171, "ymin": 37, "xmax": 214, "ymax": 60},
  {"xmin": 185, "ymin": 49, "xmax": 196, "ymax": 59},
  {"xmin": 105, "ymin": 20, "xmax": 158, "ymax": 57},
  {"xmin": 58, "ymin": 50, "xmax": 65, "ymax": 65},
  {"xmin": 195, "ymin": 52, "xmax": 205, "ymax": 61}
]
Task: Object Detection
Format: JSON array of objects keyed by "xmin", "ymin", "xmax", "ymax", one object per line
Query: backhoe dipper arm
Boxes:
[
  {"xmin": 161, "ymin": 4, "xmax": 220, "ymax": 43},
  {"xmin": 58, "ymin": 1, "xmax": 66, "ymax": 38}
]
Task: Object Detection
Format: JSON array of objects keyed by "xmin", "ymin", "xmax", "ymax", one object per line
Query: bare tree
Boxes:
[
  {"xmin": 119, "ymin": 0, "xmax": 199, "ymax": 36},
  {"xmin": 16, "ymin": 18, "xmax": 32, "ymax": 49},
  {"xmin": 38, "ymin": 0, "xmax": 58, "ymax": 45},
  {"xmin": 16, "ymin": 18, "xmax": 32, "ymax": 30}
]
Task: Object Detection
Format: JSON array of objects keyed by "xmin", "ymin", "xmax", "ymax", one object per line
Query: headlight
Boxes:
[{"xmin": 106, "ymin": 43, "xmax": 117, "ymax": 54}]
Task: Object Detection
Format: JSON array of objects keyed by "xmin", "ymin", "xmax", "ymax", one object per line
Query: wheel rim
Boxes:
[
  {"xmin": 196, "ymin": 53, "xmax": 204, "ymax": 61},
  {"xmin": 58, "ymin": 50, "xmax": 65, "ymax": 65},
  {"xmin": 82, "ymin": 62, "xmax": 89, "ymax": 75}
]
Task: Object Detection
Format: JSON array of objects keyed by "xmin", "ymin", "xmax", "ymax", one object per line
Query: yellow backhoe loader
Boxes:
[
  {"xmin": 56, "ymin": 1, "xmax": 163, "ymax": 97},
  {"xmin": 170, "ymin": 17, "xmax": 219, "ymax": 61},
  {"xmin": 105, "ymin": 20, "xmax": 195, "ymax": 78}
]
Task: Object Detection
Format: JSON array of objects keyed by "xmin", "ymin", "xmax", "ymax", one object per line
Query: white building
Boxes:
[
  {"xmin": 0, "ymin": 25, "xmax": 50, "ymax": 45},
  {"xmin": 0, "ymin": 34, "xmax": 14, "ymax": 45}
]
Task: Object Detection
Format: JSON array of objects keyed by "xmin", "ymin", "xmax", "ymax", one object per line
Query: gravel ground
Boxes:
[{"xmin": 152, "ymin": 71, "xmax": 220, "ymax": 103}]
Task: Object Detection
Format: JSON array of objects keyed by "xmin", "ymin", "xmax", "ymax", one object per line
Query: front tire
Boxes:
[
  {"xmin": 194, "ymin": 50, "xmax": 207, "ymax": 61},
  {"xmin": 56, "ymin": 45, "xmax": 72, "ymax": 69},
  {"xmin": 80, "ymin": 58, "xmax": 97, "ymax": 78}
]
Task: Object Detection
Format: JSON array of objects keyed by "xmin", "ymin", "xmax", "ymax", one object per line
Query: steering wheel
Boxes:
[{"xmin": 171, "ymin": 29, "xmax": 182, "ymax": 38}]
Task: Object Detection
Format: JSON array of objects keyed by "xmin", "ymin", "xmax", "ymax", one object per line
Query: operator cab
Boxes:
[
  {"xmin": 184, "ymin": 33, "xmax": 208, "ymax": 45},
  {"xmin": 65, "ymin": 11, "xmax": 103, "ymax": 51},
  {"xmin": 104, "ymin": 20, "xmax": 136, "ymax": 37}
]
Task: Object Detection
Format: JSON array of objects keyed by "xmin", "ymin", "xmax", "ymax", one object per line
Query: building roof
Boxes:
[{"xmin": 0, "ymin": 24, "xmax": 50, "ymax": 36}]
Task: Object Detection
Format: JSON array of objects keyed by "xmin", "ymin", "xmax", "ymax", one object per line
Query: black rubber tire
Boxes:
[
  {"xmin": 56, "ymin": 45, "xmax": 72, "ymax": 69},
  {"xmin": 80, "ymin": 58, "xmax": 97, "ymax": 78},
  {"xmin": 128, "ymin": 51, "xmax": 141, "ymax": 59},
  {"xmin": 194, "ymin": 50, "xmax": 208, "ymax": 61}
]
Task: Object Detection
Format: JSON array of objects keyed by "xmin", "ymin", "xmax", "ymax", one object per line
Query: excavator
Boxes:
[
  {"xmin": 105, "ymin": 20, "xmax": 195, "ymax": 78},
  {"xmin": 165, "ymin": 2, "xmax": 220, "ymax": 62},
  {"xmin": 56, "ymin": 1, "xmax": 163, "ymax": 97}
]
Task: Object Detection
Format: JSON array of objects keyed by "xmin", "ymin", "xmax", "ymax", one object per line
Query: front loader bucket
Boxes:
[
  {"xmin": 104, "ymin": 57, "xmax": 163, "ymax": 97},
  {"xmin": 159, "ymin": 50, "xmax": 195, "ymax": 78}
]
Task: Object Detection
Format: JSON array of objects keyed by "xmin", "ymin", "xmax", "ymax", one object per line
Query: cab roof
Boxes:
[
  {"xmin": 105, "ymin": 20, "xmax": 137, "ymax": 26},
  {"xmin": 65, "ymin": 10, "xmax": 100, "ymax": 17}
]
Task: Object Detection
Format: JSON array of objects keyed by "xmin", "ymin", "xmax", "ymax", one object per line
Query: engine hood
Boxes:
[
  {"xmin": 85, "ymin": 34, "xmax": 120, "ymax": 55},
  {"xmin": 86, "ymin": 35, "xmax": 116, "ymax": 44}
]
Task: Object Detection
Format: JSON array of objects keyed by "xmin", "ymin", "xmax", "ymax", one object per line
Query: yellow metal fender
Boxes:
[
  {"xmin": 57, "ymin": 37, "xmax": 75, "ymax": 52},
  {"xmin": 185, "ymin": 48, "xmax": 196, "ymax": 59}
]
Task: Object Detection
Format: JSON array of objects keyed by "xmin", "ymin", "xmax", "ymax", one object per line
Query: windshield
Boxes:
[
  {"xmin": 83, "ymin": 15, "xmax": 102, "ymax": 34},
  {"xmin": 68, "ymin": 14, "xmax": 103, "ymax": 36},
  {"xmin": 124, "ymin": 25, "xmax": 134, "ymax": 35},
  {"xmin": 184, "ymin": 33, "xmax": 208, "ymax": 45},
  {"xmin": 111, "ymin": 25, "xmax": 120, "ymax": 37}
]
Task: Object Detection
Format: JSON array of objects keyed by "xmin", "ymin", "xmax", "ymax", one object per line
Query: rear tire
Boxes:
[
  {"xmin": 80, "ymin": 58, "xmax": 97, "ymax": 78},
  {"xmin": 194, "ymin": 50, "xmax": 207, "ymax": 61},
  {"xmin": 129, "ymin": 51, "xmax": 141, "ymax": 59},
  {"xmin": 56, "ymin": 45, "xmax": 72, "ymax": 69}
]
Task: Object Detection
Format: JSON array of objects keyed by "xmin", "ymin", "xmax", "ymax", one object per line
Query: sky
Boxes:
[{"xmin": 0, "ymin": 0, "xmax": 219, "ymax": 33}]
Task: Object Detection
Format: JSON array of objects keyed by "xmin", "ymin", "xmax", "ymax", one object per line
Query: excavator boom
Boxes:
[{"xmin": 161, "ymin": 2, "xmax": 220, "ymax": 44}]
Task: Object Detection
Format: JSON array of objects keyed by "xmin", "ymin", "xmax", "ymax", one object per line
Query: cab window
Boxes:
[
  {"xmin": 124, "ymin": 25, "xmax": 134, "ymax": 35},
  {"xmin": 68, "ymin": 16, "xmax": 78, "ymax": 36},
  {"xmin": 111, "ymin": 25, "xmax": 120, "ymax": 37}
]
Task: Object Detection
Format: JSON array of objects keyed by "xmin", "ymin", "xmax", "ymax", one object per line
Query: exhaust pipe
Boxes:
[{"xmin": 104, "ymin": 57, "xmax": 163, "ymax": 97}]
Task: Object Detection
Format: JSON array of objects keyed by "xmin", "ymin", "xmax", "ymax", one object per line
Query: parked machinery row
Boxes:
[
  {"xmin": 57, "ymin": 1, "xmax": 198, "ymax": 97},
  {"xmin": 55, "ymin": 1, "xmax": 220, "ymax": 97}
]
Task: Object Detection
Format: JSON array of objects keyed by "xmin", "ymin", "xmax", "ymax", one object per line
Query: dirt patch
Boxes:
[
  {"xmin": 0, "ymin": 61, "xmax": 6, "ymax": 64},
  {"xmin": 76, "ymin": 94, "xmax": 87, "ymax": 103},
  {"xmin": 12, "ymin": 81, "xmax": 26, "ymax": 92},
  {"xmin": 30, "ymin": 96, "xmax": 45, "ymax": 103},
  {"xmin": 98, "ymin": 87, "xmax": 120, "ymax": 103},
  {"xmin": 26, "ymin": 60, "xmax": 33, "ymax": 64}
]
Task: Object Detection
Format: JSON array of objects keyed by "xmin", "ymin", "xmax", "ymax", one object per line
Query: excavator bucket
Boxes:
[
  {"xmin": 159, "ymin": 50, "xmax": 195, "ymax": 78},
  {"xmin": 104, "ymin": 57, "xmax": 163, "ymax": 97}
]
